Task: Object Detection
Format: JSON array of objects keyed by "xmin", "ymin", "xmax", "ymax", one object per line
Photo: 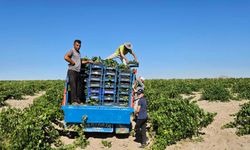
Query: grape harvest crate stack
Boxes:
[
  {"xmin": 102, "ymin": 66, "xmax": 118, "ymax": 105},
  {"xmin": 61, "ymin": 61, "xmax": 138, "ymax": 134}
]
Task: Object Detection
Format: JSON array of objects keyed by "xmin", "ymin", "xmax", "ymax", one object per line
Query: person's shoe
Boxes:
[
  {"xmin": 133, "ymin": 138, "xmax": 141, "ymax": 143},
  {"xmin": 139, "ymin": 144, "xmax": 147, "ymax": 148},
  {"xmin": 71, "ymin": 102, "xmax": 79, "ymax": 106}
]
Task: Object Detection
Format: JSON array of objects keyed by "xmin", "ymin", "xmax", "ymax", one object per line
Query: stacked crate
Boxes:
[
  {"xmin": 116, "ymin": 68, "xmax": 133, "ymax": 106},
  {"xmin": 80, "ymin": 64, "xmax": 89, "ymax": 102},
  {"xmin": 102, "ymin": 66, "xmax": 118, "ymax": 105},
  {"xmin": 86, "ymin": 64, "xmax": 103, "ymax": 104}
]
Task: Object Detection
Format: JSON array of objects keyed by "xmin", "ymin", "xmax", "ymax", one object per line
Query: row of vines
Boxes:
[
  {"xmin": 144, "ymin": 78, "xmax": 250, "ymax": 149},
  {"xmin": 0, "ymin": 80, "xmax": 89, "ymax": 149},
  {"xmin": 0, "ymin": 78, "xmax": 249, "ymax": 149}
]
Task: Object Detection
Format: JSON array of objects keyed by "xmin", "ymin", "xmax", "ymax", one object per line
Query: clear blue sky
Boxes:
[{"xmin": 0, "ymin": 0, "xmax": 249, "ymax": 80}]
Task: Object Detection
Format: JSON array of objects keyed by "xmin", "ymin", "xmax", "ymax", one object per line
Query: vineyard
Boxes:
[
  {"xmin": 0, "ymin": 80, "xmax": 56, "ymax": 105},
  {"xmin": 0, "ymin": 78, "xmax": 249, "ymax": 149}
]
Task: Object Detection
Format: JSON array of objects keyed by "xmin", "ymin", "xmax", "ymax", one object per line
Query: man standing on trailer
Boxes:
[
  {"xmin": 134, "ymin": 89, "xmax": 149, "ymax": 148},
  {"xmin": 64, "ymin": 39, "xmax": 92, "ymax": 105},
  {"xmin": 106, "ymin": 42, "xmax": 139, "ymax": 65}
]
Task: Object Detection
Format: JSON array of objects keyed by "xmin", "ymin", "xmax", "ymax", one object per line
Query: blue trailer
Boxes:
[{"xmin": 61, "ymin": 63, "xmax": 138, "ymax": 134}]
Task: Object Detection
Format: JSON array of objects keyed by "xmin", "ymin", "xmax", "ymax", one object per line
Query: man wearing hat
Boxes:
[
  {"xmin": 106, "ymin": 42, "xmax": 139, "ymax": 65},
  {"xmin": 133, "ymin": 76, "xmax": 145, "ymax": 112},
  {"xmin": 134, "ymin": 76, "xmax": 145, "ymax": 91},
  {"xmin": 134, "ymin": 89, "xmax": 148, "ymax": 148}
]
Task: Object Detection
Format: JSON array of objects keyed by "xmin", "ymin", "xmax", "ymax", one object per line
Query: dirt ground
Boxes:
[
  {"xmin": 59, "ymin": 119, "xmax": 144, "ymax": 150},
  {"xmin": 0, "ymin": 91, "xmax": 45, "ymax": 112},
  {"xmin": 167, "ymin": 92, "xmax": 250, "ymax": 150}
]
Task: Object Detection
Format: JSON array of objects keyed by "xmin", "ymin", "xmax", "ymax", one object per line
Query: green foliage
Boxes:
[
  {"xmin": 87, "ymin": 98, "xmax": 99, "ymax": 105},
  {"xmin": 145, "ymin": 78, "xmax": 250, "ymax": 101},
  {"xmin": 0, "ymin": 80, "xmax": 90, "ymax": 150},
  {"xmin": 223, "ymin": 101, "xmax": 250, "ymax": 136},
  {"xmin": 73, "ymin": 117, "xmax": 89, "ymax": 149},
  {"xmin": 81, "ymin": 56, "xmax": 89, "ymax": 61},
  {"xmin": 145, "ymin": 79, "xmax": 199, "ymax": 98},
  {"xmin": 0, "ymin": 80, "xmax": 58, "ymax": 104},
  {"xmin": 0, "ymin": 81, "xmax": 65, "ymax": 149},
  {"xmin": 102, "ymin": 59, "xmax": 118, "ymax": 68},
  {"xmin": 1, "ymin": 78, "xmax": 250, "ymax": 150},
  {"xmin": 232, "ymin": 79, "xmax": 250, "ymax": 99},
  {"xmin": 127, "ymin": 60, "xmax": 139, "ymax": 66},
  {"xmin": 202, "ymin": 83, "xmax": 231, "ymax": 101},
  {"xmin": 101, "ymin": 140, "xmax": 112, "ymax": 148},
  {"xmin": 91, "ymin": 56, "xmax": 102, "ymax": 63},
  {"xmin": 57, "ymin": 117, "xmax": 89, "ymax": 150},
  {"xmin": 145, "ymin": 79, "xmax": 218, "ymax": 150},
  {"xmin": 148, "ymin": 98, "xmax": 216, "ymax": 150},
  {"xmin": 118, "ymin": 64, "xmax": 129, "ymax": 70}
]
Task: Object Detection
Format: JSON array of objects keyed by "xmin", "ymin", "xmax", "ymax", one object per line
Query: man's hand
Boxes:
[
  {"xmin": 71, "ymin": 62, "xmax": 76, "ymax": 65},
  {"xmin": 125, "ymin": 58, "xmax": 129, "ymax": 64},
  {"xmin": 88, "ymin": 60, "xmax": 93, "ymax": 63},
  {"xmin": 82, "ymin": 60, "xmax": 93, "ymax": 64}
]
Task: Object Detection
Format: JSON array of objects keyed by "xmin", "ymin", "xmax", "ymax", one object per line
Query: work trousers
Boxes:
[
  {"xmin": 68, "ymin": 70, "xmax": 81, "ymax": 103},
  {"xmin": 135, "ymin": 118, "xmax": 147, "ymax": 145}
]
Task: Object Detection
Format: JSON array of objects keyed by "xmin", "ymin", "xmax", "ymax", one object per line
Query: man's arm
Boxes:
[
  {"xmin": 82, "ymin": 60, "xmax": 93, "ymax": 64},
  {"xmin": 132, "ymin": 81, "xmax": 137, "ymax": 92},
  {"xmin": 137, "ymin": 78, "xmax": 145, "ymax": 89},
  {"xmin": 119, "ymin": 49, "xmax": 129, "ymax": 64},
  {"xmin": 64, "ymin": 51, "xmax": 75, "ymax": 65},
  {"xmin": 136, "ymin": 105, "xmax": 141, "ymax": 116},
  {"xmin": 131, "ymin": 51, "xmax": 139, "ymax": 63}
]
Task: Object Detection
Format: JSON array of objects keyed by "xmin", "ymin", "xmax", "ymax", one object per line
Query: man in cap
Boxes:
[
  {"xmin": 106, "ymin": 42, "xmax": 139, "ymax": 65},
  {"xmin": 134, "ymin": 89, "xmax": 149, "ymax": 148},
  {"xmin": 133, "ymin": 76, "xmax": 145, "ymax": 112},
  {"xmin": 134, "ymin": 76, "xmax": 145, "ymax": 91}
]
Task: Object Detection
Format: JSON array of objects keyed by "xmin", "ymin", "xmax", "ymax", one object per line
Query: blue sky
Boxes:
[{"xmin": 0, "ymin": 0, "xmax": 249, "ymax": 80}]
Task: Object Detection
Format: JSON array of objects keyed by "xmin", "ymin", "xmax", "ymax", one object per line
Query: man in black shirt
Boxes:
[{"xmin": 134, "ymin": 89, "xmax": 148, "ymax": 148}]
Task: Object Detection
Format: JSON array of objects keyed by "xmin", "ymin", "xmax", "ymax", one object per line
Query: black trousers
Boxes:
[
  {"xmin": 68, "ymin": 70, "xmax": 81, "ymax": 103},
  {"xmin": 135, "ymin": 118, "xmax": 147, "ymax": 145}
]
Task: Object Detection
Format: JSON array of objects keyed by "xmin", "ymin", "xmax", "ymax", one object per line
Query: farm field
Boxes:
[
  {"xmin": 1, "ymin": 0, "xmax": 250, "ymax": 150},
  {"xmin": 0, "ymin": 78, "xmax": 249, "ymax": 150}
]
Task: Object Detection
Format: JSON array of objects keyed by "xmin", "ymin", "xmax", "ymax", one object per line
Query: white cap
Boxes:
[
  {"xmin": 140, "ymin": 76, "xmax": 145, "ymax": 81},
  {"xmin": 124, "ymin": 42, "xmax": 133, "ymax": 49}
]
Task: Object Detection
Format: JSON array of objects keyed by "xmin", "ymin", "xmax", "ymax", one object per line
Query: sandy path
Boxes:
[
  {"xmin": 167, "ymin": 93, "xmax": 250, "ymax": 150},
  {"xmin": 60, "ymin": 121, "xmax": 143, "ymax": 150},
  {"xmin": 84, "ymin": 133, "xmax": 141, "ymax": 150},
  {"xmin": 60, "ymin": 134, "xmax": 141, "ymax": 150},
  {"xmin": 0, "ymin": 91, "xmax": 45, "ymax": 111}
]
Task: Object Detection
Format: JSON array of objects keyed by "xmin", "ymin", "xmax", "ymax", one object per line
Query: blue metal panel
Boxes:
[
  {"xmin": 65, "ymin": 76, "xmax": 69, "ymax": 105},
  {"xmin": 62, "ymin": 105, "xmax": 133, "ymax": 124},
  {"xmin": 129, "ymin": 71, "xmax": 136, "ymax": 107}
]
